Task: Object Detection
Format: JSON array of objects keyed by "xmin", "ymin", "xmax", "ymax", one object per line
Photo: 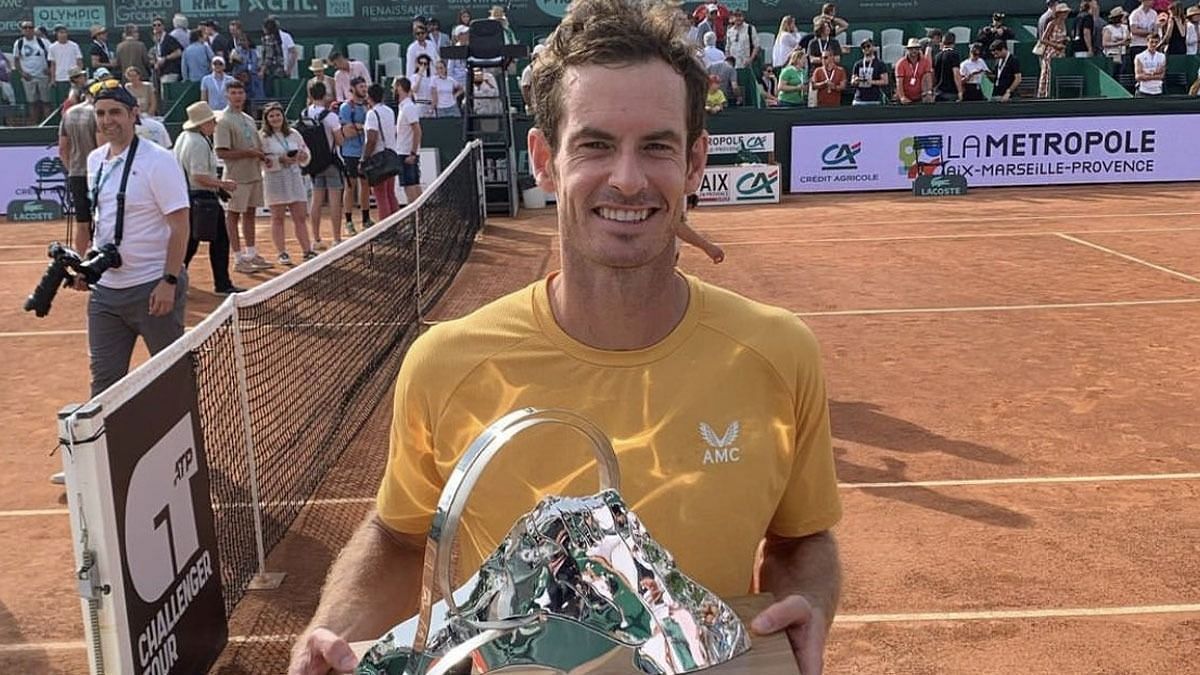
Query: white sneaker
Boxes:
[
  {"xmin": 235, "ymin": 259, "xmax": 257, "ymax": 274},
  {"xmin": 50, "ymin": 472, "xmax": 65, "ymax": 485},
  {"xmin": 278, "ymin": 251, "xmax": 293, "ymax": 266},
  {"xmin": 250, "ymin": 255, "xmax": 274, "ymax": 270}
]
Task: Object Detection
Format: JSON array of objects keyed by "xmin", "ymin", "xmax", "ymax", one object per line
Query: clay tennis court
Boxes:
[{"xmin": 2, "ymin": 183, "xmax": 1199, "ymax": 674}]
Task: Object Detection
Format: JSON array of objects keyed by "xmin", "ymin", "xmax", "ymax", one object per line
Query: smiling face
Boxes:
[
  {"xmin": 435, "ymin": 60, "xmax": 447, "ymax": 77},
  {"xmin": 265, "ymin": 107, "xmax": 284, "ymax": 131},
  {"xmin": 529, "ymin": 60, "xmax": 707, "ymax": 271},
  {"xmin": 94, "ymin": 99, "xmax": 135, "ymax": 144}
]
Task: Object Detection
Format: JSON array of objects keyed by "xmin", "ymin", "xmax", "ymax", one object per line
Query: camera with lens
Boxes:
[{"xmin": 23, "ymin": 242, "xmax": 122, "ymax": 317}]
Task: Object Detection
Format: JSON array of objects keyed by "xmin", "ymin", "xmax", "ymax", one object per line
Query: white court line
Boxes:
[
  {"xmin": 705, "ymin": 210, "xmax": 1200, "ymax": 233},
  {"xmin": 0, "ymin": 641, "xmax": 87, "ymax": 653},
  {"xmin": 1056, "ymin": 233, "xmax": 1200, "ymax": 284},
  {"xmin": 0, "ymin": 329, "xmax": 88, "ymax": 338},
  {"xmin": 715, "ymin": 226, "xmax": 1200, "ymax": 247},
  {"xmin": 835, "ymin": 604, "xmax": 1200, "ymax": 624},
  {"xmin": 841, "ymin": 472, "xmax": 1200, "ymax": 489},
  {"xmin": 795, "ymin": 297, "xmax": 1200, "ymax": 317},
  {"xmin": 0, "ymin": 508, "xmax": 69, "ymax": 517}
]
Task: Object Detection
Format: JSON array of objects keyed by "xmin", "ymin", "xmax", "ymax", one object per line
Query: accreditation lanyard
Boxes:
[{"xmin": 91, "ymin": 135, "xmax": 140, "ymax": 245}]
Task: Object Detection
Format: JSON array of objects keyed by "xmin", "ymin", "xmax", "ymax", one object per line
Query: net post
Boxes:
[
  {"xmin": 230, "ymin": 302, "xmax": 286, "ymax": 590},
  {"xmin": 474, "ymin": 141, "xmax": 487, "ymax": 234}
]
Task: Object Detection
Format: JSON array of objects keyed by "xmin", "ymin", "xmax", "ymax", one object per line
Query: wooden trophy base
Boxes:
[{"xmin": 350, "ymin": 594, "xmax": 799, "ymax": 673}]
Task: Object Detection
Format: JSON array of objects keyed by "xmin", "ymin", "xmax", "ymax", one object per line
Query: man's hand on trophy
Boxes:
[
  {"xmin": 289, "ymin": 626, "xmax": 359, "ymax": 675},
  {"xmin": 751, "ymin": 594, "xmax": 829, "ymax": 675}
]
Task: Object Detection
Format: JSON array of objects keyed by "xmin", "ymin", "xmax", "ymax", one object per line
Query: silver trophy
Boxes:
[{"xmin": 357, "ymin": 408, "xmax": 752, "ymax": 675}]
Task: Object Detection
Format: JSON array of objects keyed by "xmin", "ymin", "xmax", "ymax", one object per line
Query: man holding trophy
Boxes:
[{"xmin": 289, "ymin": 0, "xmax": 842, "ymax": 673}]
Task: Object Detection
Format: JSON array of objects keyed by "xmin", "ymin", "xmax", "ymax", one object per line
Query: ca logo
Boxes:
[
  {"xmin": 821, "ymin": 142, "xmax": 862, "ymax": 170},
  {"xmin": 124, "ymin": 414, "xmax": 202, "ymax": 602}
]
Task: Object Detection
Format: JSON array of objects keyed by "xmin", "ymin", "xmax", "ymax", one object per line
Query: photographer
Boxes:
[
  {"xmin": 79, "ymin": 85, "xmax": 190, "ymax": 397},
  {"xmin": 176, "ymin": 100, "xmax": 242, "ymax": 294}
]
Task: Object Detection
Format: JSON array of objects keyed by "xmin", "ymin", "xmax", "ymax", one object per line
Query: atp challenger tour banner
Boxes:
[
  {"xmin": 790, "ymin": 114, "xmax": 1200, "ymax": 194},
  {"xmin": 0, "ymin": 0, "xmax": 1051, "ymax": 37}
]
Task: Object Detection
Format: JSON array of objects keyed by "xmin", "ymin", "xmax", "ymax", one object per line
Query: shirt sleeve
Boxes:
[
  {"xmin": 212, "ymin": 119, "xmax": 230, "ymax": 150},
  {"xmin": 768, "ymin": 321, "xmax": 842, "ymax": 538},
  {"xmin": 149, "ymin": 149, "xmax": 191, "ymax": 215},
  {"xmin": 180, "ymin": 139, "xmax": 213, "ymax": 178}
]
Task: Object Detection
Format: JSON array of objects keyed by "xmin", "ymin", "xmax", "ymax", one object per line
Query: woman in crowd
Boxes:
[
  {"xmin": 430, "ymin": 60, "xmax": 463, "ymax": 117},
  {"xmin": 805, "ymin": 20, "xmax": 841, "ymax": 70},
  {"xmin": 410, "ymin": 54, "xmax": 436, "ymax": 117},
  {"xmin": 1103, "ymin": 7, "xmax": 1131, "ymax": 80},
  {"xmin": 457, "ymin": 9, "xmax": 472, "ymax": 31},
  {"xmin": 772, "ymin": 15, "xmax": 800, "ymax": 68},
  {"xmin": 1161, "ymin": 2, "xmax": 1190, "ymax": 54},
  {"xmin": 959, "ymin": 43, "xmax": 989, "ymax": 101},
  {"xmin": 776, "ymin": 48, "xmax": 808, "ymax": 106},
  {"xmin": 758, "ymin": 63, "xmax": 780, "ymax": 105},
  {"xmin": 259, "ymin": 18, "xmax": 287, "ymax": 98},
  {"xmin": 259, "ymin": 102, "xmax": 315, "ymax": 265},
  {"xmin": 124, "ymin": 65, "xmax": 156, "ymax": 115},
  {"xmin": 1036, "ymin": 3, "xmax": 1070, "ymax": 98}
]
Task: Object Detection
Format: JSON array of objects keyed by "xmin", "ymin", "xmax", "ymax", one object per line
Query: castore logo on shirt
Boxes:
[{"xmin": 699, "ymin": 421, "xmax": 741, "ymax": 465}]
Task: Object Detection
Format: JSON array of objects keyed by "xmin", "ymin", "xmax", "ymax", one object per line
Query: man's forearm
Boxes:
[
  {"xmin": 759, "ymin": 531, "xmax": 841, "ymax": 628},
  {"xmin": 310, "ymin": 512, "xmax": 425, "ymax": 641},
  {"xmin": 164, "ymin": 209, "xmax": 189, "ymax": 276},
  {"xmin": 74, "ymin": 221, "xmax": 91, "ymax": 253}
]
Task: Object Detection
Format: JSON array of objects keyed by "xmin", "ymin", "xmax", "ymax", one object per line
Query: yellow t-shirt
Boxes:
[{"xmin": 377, "ymin": 273, "xmax": 841, "ymax": 597}]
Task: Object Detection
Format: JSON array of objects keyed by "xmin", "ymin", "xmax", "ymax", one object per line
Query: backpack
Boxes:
[
  {"xmin": 16, "ymin": 36, "xmax": 50, "ymax": 59},
  {"xmin": 297, "ymin": 109, "xmax": 339, "ymax": 176}
]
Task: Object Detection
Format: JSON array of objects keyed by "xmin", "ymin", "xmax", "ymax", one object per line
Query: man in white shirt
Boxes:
[
  {"xmin": 362, "ymin": 82, "xmax": 400, "ymax": 218},
  {"xmin": 330, "ymin": 51, "xmax": 371, "ymax": 102},
  {"xmin": 393, "ymin": 76, "xmax": 423, "ymax": 202},
  {"xmin": 13, "ymin": 20, "xmax": 52, "ymax": 120},
  {"xmin": 134, "ymin": 107, "xmax": 172, "ymax": 147},
  {"xmin": 1128, "ymin": 0, "xmax": 1159, "ymax": 60},
  {"xmin": 277, "ymin": 23, "xmax": 299, "ymax": 77},
  {"xmin": 724, "ymin": 9, "xmax": 759, "ymax": 69},
  {"xmin": 303, "ymin": 81, "xmax": 345, "ymax": 248},
  {"xmin": 74, "ymin": 85, "xmax": 190, "ymax": 397},
  {"xmin": 701, "ymin": 31, "xmax": 725, "ymax": 66},
  {"xmin": 1134, "ymin": 33, "xmax": 1166, "ymax": 95},
  {"xmin": 406, "ymin": 23, "xmax": 441, "ymax": 77},
  {"xmin": 48, "ymin": 25, "xmax": 84, "ymax": 82}
]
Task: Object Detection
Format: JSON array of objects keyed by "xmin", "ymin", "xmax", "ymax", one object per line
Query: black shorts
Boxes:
[
  {"xmin": 342, "ymin": 156, "xmax": 361, "ymax": 180},
  {"xmin": 68, "ymin": 175, "xmax": 91, "ymax": 224},
  {"xmin": 401, "ymin": 161, "xmax": 421, "ymax": 187}
]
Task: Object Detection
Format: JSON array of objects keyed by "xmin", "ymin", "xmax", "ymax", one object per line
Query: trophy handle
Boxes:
[{"xmin": 410, "ymin": 407, "xmax": 621, "ymax": 656}]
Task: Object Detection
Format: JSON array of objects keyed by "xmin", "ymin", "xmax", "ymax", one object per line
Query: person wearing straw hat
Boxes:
[
  {"xmin": 1185, "ymin": 5, "xmax": 1200, "ymax": 55},
  {"xmin": 895, "ymin": 37, "xmax": 933, "ymax": 103},
  {"xmin": 88, "ymin": 24, "xmax": 113, "ymax": 74},
  {"xmin": 1103, "ymin": 7, "xmax": 1132, "ymax": 80},
  {"xmin": 1036, "ymin": 3, "xmax": 1072, "ymax": 97},
  {"xmin": 177, "ymin": 101, "xmax": 243, "ymax": 295},
  {"xmin": 306, "ymin": 57, "xmax": 330, "ymax": 103}
]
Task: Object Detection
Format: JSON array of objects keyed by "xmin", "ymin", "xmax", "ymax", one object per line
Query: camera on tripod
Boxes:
[{"xmin": 23, "ymin": 242, "xmax": 122, "ymax": 317}]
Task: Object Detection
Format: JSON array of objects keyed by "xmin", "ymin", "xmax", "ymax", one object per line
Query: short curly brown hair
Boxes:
[{"xmin": 528, "ymin": 0, "xmax": 708, "ymax": 156}]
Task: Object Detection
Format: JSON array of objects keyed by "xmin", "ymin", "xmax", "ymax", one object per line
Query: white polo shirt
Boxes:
[
  {"xmin": 406, "ymin": 38, "xmax": 441, "ymax": 77},
  {"xmin": 1128, "ymin": 6, "xmax": 1159, "ymax": 47},
  {"xmin": 395, "ymin": 96, "xmax": 420, "ymax": 155},
  {"xmin": 363, "ymin": 103, "xmax": 399, "ymax": 155},
  {"xmin": 48, "ymin": 40, "xmax": 82, "ymax": 81},
  {"xmin": 87, "ymin": 138, "xmax": 190, "ymax": 289},
  {"xmin": 1135, "ymin": 49, "xmax": 1166, "ymax": 94}
]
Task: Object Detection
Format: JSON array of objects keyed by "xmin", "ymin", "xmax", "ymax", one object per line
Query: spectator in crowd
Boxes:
[
  {"xmin": 701, "ymin": 31, "xmax": 725, "ymax": 66},
  {"xmin": 449, "ymin": 25, "xmax": 470, "ymax": 90},
  {"xmin": 13, "ymin": 20, "xmax": 52, "ymax": 120},
  {"xmin": 215, "ymin": 79, "xmax": 271, "ymax": 273},
  {"xmin": 307, "ymin": 58, "xmax": 330, "ymax": 104},
  {"xmin": 259, "ymin": 101, "xmax": 315, "ymax": 265},
  {"xmin": 521, "ymin": 44, "xmax": 545, "ymax": 113},
  {"xmin": 411, "ymin": 54, "xmax": 436, "ymax": 117},
  {"xmin": 806, "ymin": 21, "xmax": 841, "ymax": 69},
  {"xmin": 177, "ymin": 101, "xmax": 243, "ymax": 295},
  {"xmin": 773, "ymin": 15, "xmax": 801, "ymax": 68},
  {"xmin": 228, "ymin": 19, "xmax": 246, "ymax": 46},
  {"xmin": 169, "ymin": 14, "xmax": 189, "ymax": 47},
  {"xmin": 693, "ymin": 2, "xmax": 730, "ymax": 49},
  {"xmin": 260, "ymin": 18, "xmax": 288, "ymax": 96},
  {"xmin": 456, "ymin": 8, "xmax": 472, "ymax": 31},
  {"xmin": 151, "ymin": 17, "xmax": 183, "ymax": 85},
  {"xmin": 134, "ymin": 105, "xmax": 171, "ymax": 147},
  {"xmin": 427, "ymin": 18, "xmax": 451, "ymax": 51},
  {"xmin": 1103, "ymin": 7, "xmax": 1132, "ymax": 78},
  {"xmin": 430, "ymin": 59, "xmax": 462, "ymax": 117},
  {"xmin": 304, "ymin": 82, "xmax": 344, "ymax": 249},
  {"xmin": 1187, "ymin": 5, "xmax": 1200, "ymax": 54},
  {"xmin": 777, "ymin": 48, "xmax": 808, "ymax": 106},
  {"xmin": 895, "ymin": 38, "xmax": 933, "ymax": 104},
  {"xmin": 181, "ymin": 28, "xmax": 212, "ymax": 82},
  {"xmin": 810, "ymin": 48, "xmax": 846, "ymax": 107},
  {"xmin": 114, "ymin": 24, "xmax": 149, "ymax": 79},
  {"xmin": 960, "ymin": 43, "xmax": 990, "ymax": 101},
  {"xmin": 489, "ymin": 6, "xmax": 518, "ymax": 44},
  {"xmin": 1129, "ymin": 0, "xmax": 1159, "ymax": 59},
  {"xmin": 88, "ymin": 25, "xmax": 113, "ymax": 73},
  {"xmin": 407, "ymin": 21, "xmax": 441, "ymax": 78},
  {"xmin": 1134, "ymin": 32, "xmax": 1167, "ymax": 94},
  {"xmin": 124, "ymin": 66, "xmax": 155, "ymax": 115},
  {"xmin": 49, "ymin": 25, "xmax": 84, "ymax": 84},
  {"xmin": 63, "ymin": 66, "xmax": 88, "ymax": 110},
  {"xmin": 704, "ymin": 73, "xmax": 727, "ymax": 113},
  {"xmin": 1162, "ymin": 1, "xmax": 1190, "ymax": 53},
  {"xmin": 1038, "ymin": 0, "xmax": 1058, "ymax": 38},
  {"xmin": 206, "ymin": 19, "xmax": 234, "ymax": 62},
  {"xmin": 362, "ymin": 83, "xmax": 400, "ymax": 219},
  {"xmin": 394, "ymin": 76, "xmax": 424, "ymax": 202},
  {"xmin": 689, "ymin": 9, "xmax": 713, "ymax": 46},
  {"xmin": 990, "ymin": 39, "xmax": 1022, "ymax": 101},
  {"xmin": 977, "ymin": 12, "xmax": 1017, "ymax": 54},
  {"xmin": 708, "ymin": 54, "xmax": 740, "ymax": 106},
  {"xmin": 812, "ymin": 2, "xmax": 849, "ymax": 38},
  {"xmin": 0, "ymin": 51, "xmax": 13, "ymax": 105},
  {"xmin": 850, "ymin": 38, "xmax": 888, "ymax": 105},
  {"xmin": 339, "ymin": 76, "xmax": 372, "ymax": 233},
  {"xmin": 273, "ymin": 17, "xmax": 300, "ymax": 78},
  {"xmin": 725, "ymin": 9, "xmax": 759, "ymax": 69},
  {"xmin": 58, "ymin": 80, "xmax": 98, "ymax": 240},
  {"xmin": 76, "ymin": 85, "xmax": 190, "ymax": 399},
  {"xmin": 231, "ymin": 33, "xmax": 264, "ymax": 99},
  {"xmin": 932, "ymin": 31, "xmax": 964, "ymax": 102},
  {"xmin": 471, "ymin": 67, "xmax": 503, "ymax": 116},
  {"xmin": 758, "ymin": 63, "xmax": 780, "ymax": 105},
  {"xmin": 200, "ymin": 56, "xmax": 231, "ymax": 110},
  {"xmin": 1037, "ymin": 3, "xmax": 1071, "ymax": 98},
  {"xmin": 330, "ymin": 51, "xmax": 371, "ymax": 103},
  {"xmin": 1073, "ymin": 1, "xmax": 1097, "ymax": 56}
]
